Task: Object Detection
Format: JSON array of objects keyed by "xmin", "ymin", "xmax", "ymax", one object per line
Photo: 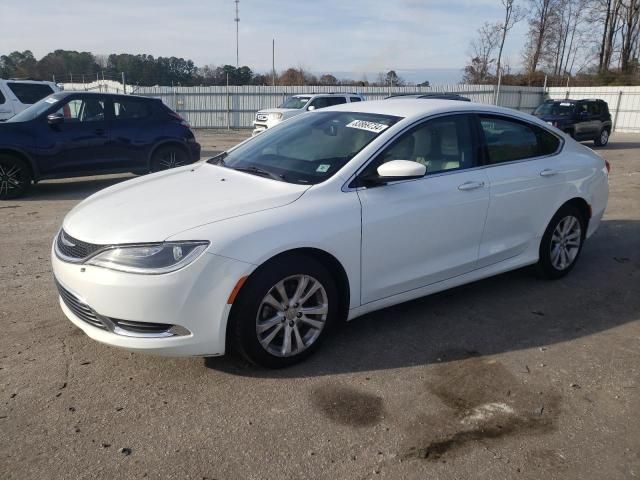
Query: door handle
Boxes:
[
  {"xmin": 458, "ymin": 181, "xmax": 485, "ymax": 191},
  {"xmin": 540, "ymin": 169, "xmax": 559, "ymax": 177}
]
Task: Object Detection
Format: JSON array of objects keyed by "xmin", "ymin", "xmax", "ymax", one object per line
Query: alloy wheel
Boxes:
[
  {"xmin": 158, "ymin": 151, "xmax": 185, "ymax": 170},
  {"xmin": 600, "ymin": 130, "xmax": 609, "ymax": 145},
  {"xmin": 0, "ymin": 162, "xmax": 24, "ymax": 197},
  {"xmin": 256, "ymin": 274, "xmax": 328, "ymax": 357},
  {"xmin": 550, "ymin": 215, "xmax": 582, "ymax": 270}
]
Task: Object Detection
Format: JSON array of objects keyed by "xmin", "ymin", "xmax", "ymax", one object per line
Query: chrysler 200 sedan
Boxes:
[{"xmin": 52, "ymin": 100, "xmax": 609, "ymax": 368}]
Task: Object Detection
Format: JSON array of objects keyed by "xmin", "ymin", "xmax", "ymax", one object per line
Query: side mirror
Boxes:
[
  {"xmin": 307, "ymin": 105, "xmax": 316, "ymax": 111},
  {"xmin": 47, "ymin": 113, "xmax": 64, "ymax": 125},
  {"xmin": 361, "ymin": 160, "xmax": 426, "ymax": 186}
]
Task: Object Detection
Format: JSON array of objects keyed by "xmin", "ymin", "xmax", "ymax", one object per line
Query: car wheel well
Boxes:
[
  {"xmin": 562, "ymin": 197, "xmax": 591, "ymax": 225},
  {"xmin": 0, "ymin": 149, "xmax": 35, "ymax": 179}
]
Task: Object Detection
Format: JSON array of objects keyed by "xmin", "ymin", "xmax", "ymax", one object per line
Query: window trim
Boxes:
[
  {"xmin": 343, "ymin": 110, "xmax": 565, "ymax": 192},
  {"xmin": 475, "ymin": 113, "xmax": 564, "ymax": 168}
]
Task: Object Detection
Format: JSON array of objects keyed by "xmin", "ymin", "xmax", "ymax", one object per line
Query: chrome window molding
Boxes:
[{"xmin": 341, "ymin": 109, "xmax": 565, "ymax": 192}]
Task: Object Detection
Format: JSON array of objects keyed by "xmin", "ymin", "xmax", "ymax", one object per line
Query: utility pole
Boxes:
[
  {"xmin": 234, "ymin": 0, "xmax": 240, "ymax": 68},
  {"xmin": 272, "ymin": 38, "xmax": 276, "ymax": 86}
]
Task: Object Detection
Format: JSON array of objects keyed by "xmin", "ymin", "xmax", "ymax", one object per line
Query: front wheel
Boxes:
[
  {"xmin": 594, "ymin": 128, "xmax": 609, "ymax": 146},
  {"xmin": 149, "ymin": 145, "xmax": 189, "ymax": 173},
  {"xmin": 537, "ymin": 205, "xmax": 586, "ymax": 279},
  {"xmin": 0, "ymin": 155, "xmax": 32, "ymax": 200},
  {"xmin": 228, "ymin": 254, "xmax": 338, "ymax": 368}
]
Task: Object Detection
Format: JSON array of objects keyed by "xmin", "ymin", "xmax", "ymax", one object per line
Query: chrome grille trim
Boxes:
[
  {"xmin": 55, "ymin": 279, "xmax": 191, "ymax": 338},
  {"xmin": 55, "ymin": 230, "xmax": 105, "ymax": 263}
]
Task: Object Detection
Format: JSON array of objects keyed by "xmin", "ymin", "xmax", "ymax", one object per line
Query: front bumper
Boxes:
[{"xmin": 51, "ymin": 246, "xmax": 254, "ymax": 356}]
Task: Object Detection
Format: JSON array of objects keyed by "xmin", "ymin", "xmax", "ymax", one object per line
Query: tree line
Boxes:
[
  {"xmin": 0, "ymin": 49, "xmax": 415, "ymax": 87},
  {"xmin": 464, "ymin": 0, "xmax": 640, "ymax": 86}
]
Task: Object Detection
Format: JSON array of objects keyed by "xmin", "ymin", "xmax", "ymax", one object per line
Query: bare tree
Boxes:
[
  {"xmin": 620, "ymin": 0, "xmax": 640, "ymax": 71},
  {"xmin": 523, "ymin": 0, "xmax": 557, "ymax": 81},
  {"xmin": 463, "ymin": 22, "xmax": 501, "ymax": 83},
  {"xmin": 496, "ymin": 0, "xmax": 525, "ymax": 77}
]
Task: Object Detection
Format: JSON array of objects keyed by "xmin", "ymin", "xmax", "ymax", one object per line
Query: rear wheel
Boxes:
[
  {"xmin": 0, "ymin": 155, "xmax": 32, "ymax": 200},
  {"xmin": 229, "ymin": 254, "xmax": 338, "ymax": 368},
  {"xmin": 537, "ymin": 204, "xmax": 586, "ymax": 279},
  {"xmin": 150, "ymin": 145, "xmax": 189, "ymax": 173},
  {"xmin": 594, "ymin": 128, "xmax": 609, "ymax": 146}
]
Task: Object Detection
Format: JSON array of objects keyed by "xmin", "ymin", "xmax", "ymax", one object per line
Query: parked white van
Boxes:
[{"xmin": 0, "ymin": 79, "xmax": 61, "ymax": 121}]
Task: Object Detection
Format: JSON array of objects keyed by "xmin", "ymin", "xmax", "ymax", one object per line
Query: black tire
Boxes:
[
  {"xmin": 594, "ymin": 128, "xmax": 609, "ymax": 146},
  {"xmin": 537, "ymin": 204, "xmax": 587, "ymax": 279},
  {"xmin": 0, "ymin": 155, "xmax": 32, "ymax": 200},
  {"xmin": 228, "ymin": 254, "xmax": 339, "ymax": 368},
  {"xmin": 149, "ymin": 145, "xmax": 189, "ymax": 173}
]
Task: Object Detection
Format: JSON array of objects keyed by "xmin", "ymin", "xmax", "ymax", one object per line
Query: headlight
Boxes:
[
  {"xmin": 269, "ymin": 112, "xmax": 283, "ymax": 120},
  {"xmin": 86, "ymin": 241, "xmax": 209, "ymax": 274}
]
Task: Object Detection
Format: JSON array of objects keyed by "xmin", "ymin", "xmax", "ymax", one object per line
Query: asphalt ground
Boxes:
[{"xmin": 1, "ymin": 132, "xmax": 639, "ymax": 479}]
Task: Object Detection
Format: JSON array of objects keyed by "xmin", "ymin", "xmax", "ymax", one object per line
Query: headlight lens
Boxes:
[
  {"xmin": 86, "ymin": 241, "xmax": 209, "ymax": 274},
  {"xmin": 269, "ymin": 112, "xmax": 283, "ymax": 120}
]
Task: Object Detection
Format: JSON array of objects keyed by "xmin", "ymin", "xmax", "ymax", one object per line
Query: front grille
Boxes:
[
  {"xmin": 56, "ymin": 230, "xmax": 104, "ymax": 261},
  {"xmin": 56, "ymin": 281, "xmax": 107, "ymax": 330}
]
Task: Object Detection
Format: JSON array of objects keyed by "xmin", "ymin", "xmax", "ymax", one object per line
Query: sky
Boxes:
[{"xmin": 1, "ymin": 0, "xmax": 529, "ymax": 84}]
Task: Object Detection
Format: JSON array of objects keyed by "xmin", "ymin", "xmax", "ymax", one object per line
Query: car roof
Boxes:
[
  {"xmin": 53, "ymin": 91, "xmax": 158, "ymax": 101},
  {"xmin": 323, "ymin": 98, "xmax": 538, "ymax": 123},
  {"xmin": 293, "ymin": 93, "xmax": 362, "ymax": 97}
]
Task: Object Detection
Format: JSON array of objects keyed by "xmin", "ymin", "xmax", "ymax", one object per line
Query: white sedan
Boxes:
[{"xmin": 52, "ymin": 100, "xmax": 609, "ymax": 367}]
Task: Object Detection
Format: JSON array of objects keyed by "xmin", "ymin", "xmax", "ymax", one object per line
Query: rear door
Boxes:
[
  {"xmin": 476, "ymin": 114, "xmax": 565, "ymax": 268},
  {"xmin": 36, "ymin": 94, "xmax": 112, "ymax": 176},
  {"xmin": 109, "ymin": 96, "xmax": 159, "ymax": 171}
]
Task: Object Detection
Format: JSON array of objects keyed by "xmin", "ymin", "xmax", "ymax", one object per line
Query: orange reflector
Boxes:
[{"xmin": 227, "ymin": 276, "xmax": 248, "ymax": 304}]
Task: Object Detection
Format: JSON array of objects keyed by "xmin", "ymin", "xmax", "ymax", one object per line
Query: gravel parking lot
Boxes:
[{"xmin": 1, "ymin": 132, "xmax": 638, "ymax": 480}]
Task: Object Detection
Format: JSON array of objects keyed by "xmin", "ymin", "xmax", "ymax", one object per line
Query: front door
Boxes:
[
  {"xmin": 358, "ymin": 114, "xmax": 490, "ymax": 304},
  {"xmin": 36, "ymin": 95, "xmax": 112, "ymax": 176}
]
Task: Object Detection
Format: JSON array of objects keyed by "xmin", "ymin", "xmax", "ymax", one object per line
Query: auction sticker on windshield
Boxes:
[{"xmin": 346, "ymin": 120, "xmax": 390, "ymax": 133}]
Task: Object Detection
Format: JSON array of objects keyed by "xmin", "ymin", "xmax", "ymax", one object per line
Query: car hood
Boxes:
[{"xmin": 63, "ymin": 163, "xmax": 310, "ymax": 244}]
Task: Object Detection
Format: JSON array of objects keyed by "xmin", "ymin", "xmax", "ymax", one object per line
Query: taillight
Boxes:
[
  {"xmin": 605, "ymin": 159, "xmax": 611, "ymax": 173},
  {"xmin": 168, "ymin": 111, "xmax": 190, "ymax": 128}
]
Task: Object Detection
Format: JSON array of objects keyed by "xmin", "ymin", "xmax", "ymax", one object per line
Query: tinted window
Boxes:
[
  {"xmin": 309, "ymin": 97, "xmax": 331, "ymax": 109},
  {"xmin": 350, "ymin": 97, "xmax": 362, "ymax": 102},
  {"xmin": 54, "ymin": 97, "xmax": 106, "ymax": 123},
  {"xmin": 588, "ymin": 102, "xmax": 601, "ymax": 115},
  {"xmin": 7, "ymin": 83, "xmax": 54, "ymax": 104},
  {"xmin": 0, "ymin": 89, "xmax": 5, "ymax": 104},
  {"xmin": 326, "ymin": 97, "xmax": 347, "ymax": 106},
  {"xmin": 366, "ymin": 114, "xmax": 475, "ymax": 176},
  {"xmin": 480, "ymin": 115, "xmax": 560, "ymax": 164},
  {"xmin": 533, "ymin": 102, "xmax": 574, "ymax": 117},
  {"xmin": 114, "ymin": 98, "xmax": 152, "ymax": 119}
]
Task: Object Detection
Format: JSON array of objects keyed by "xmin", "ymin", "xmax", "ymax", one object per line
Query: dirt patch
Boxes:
[
  {"xmin": 404, "ymin": 350, "xmax": 562, "ymax": 461},
  {"xmin": 311, "ymin": 384, "xmax": 385, "ymax": 427}
]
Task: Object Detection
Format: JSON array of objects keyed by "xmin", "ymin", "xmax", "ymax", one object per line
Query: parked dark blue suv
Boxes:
[{"xmin": 0, "ymin": 91, "xmax": 200, "ymax": 199}]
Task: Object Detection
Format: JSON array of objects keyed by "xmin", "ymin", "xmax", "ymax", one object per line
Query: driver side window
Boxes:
[
  {"xmin": 365, "ymin": 114, "xmax": 475, "ymax": 177},
  {"xmin": 54, "ymin": 97, "xmax": 106, "ymax": 123}
]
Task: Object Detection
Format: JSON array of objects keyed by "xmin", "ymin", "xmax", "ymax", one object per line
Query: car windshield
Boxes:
[
  {"xmin": 534, "ymin": 102, "xmax": 575, "ymax": 117},
  {"xmin": 7, "ymin": 93, "xmax": 65, "ymax": 122},
  {"xmin": 208, "ymin": 111, "xmax": 402, "ymax": 185},
  {"xmin": 279, "ymin": 96, "xmax": 311, "ymax": 109}
]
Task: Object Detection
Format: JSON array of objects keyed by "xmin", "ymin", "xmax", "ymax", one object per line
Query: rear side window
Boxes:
[
  {"xmin": 588, "ymin": 102, "xmax": 601, "ymax": 115},
  {"xmin": 7, "ymin": 83, "xmax": 54, "ymax": 104},
  {"xmin": 479, "ymin": 115, "xmax": 560, "ymax": 164},
  {"xmin": 0, "ymin": 89, "xmax": 5, "ymax": 104},
  {"xmin": 327, "ymin": 97, "xmax": 347, "ymax": 106},
  {"xmin": 350, "ymin": 97, "xmax": 362, "ymax": 102},
  {"xmin": 113, "ymin": 98, "xmax": 153, "ymax": 119}
]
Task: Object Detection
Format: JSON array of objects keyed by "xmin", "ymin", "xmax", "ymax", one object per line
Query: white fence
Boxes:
[{"xmin": 60, "ymin": 81, "xmax": 640, "ymax": 132}]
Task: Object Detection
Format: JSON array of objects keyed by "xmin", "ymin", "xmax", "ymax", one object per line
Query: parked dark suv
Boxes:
[
  {"xmin": 0, "ymin": 91, "xmax": 200, "ymax": 199},
  {"xmin": 532, "ymin": 99, "xmax": 612, "ymax": 146}
]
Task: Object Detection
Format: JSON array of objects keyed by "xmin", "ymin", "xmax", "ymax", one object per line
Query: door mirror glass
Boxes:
[
  {"xmin": 377, "ymin": 160, "xmax": 426, "ymax": 179},
  {"xmin": 47, "ymin": 113, "xmax": 64, "ymax": 125}
]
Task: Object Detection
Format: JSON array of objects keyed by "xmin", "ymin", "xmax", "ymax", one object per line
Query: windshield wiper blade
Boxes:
[
  {"xmin": 231, "ymin": 166, "xmax": 285, "ymax": 181},
  {"xmin": 207, "ymin": 152, "xmax": 228, "ymax": 165}
]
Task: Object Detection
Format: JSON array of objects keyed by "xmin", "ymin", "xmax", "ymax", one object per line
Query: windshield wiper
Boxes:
[
  {"xmin": 231, "ymin": 166, "xmax": 285, "ymax": 182},
  {"xmin": 207, "ymin": 152, "xmax": 228, "ymax": 165}
]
